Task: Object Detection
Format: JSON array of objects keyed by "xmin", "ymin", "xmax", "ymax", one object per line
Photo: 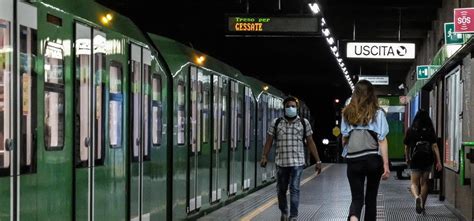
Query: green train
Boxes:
[{"xmin": 0, "ymin": 1, "xmax": 312, "ymax": 220}]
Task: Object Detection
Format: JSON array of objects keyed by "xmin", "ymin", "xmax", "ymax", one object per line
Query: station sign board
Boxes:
[
  {"xmin": 346, "ymin": 42, "xmax": 415, "ymax": 59},
  {"xmin": 358, "ymin": 75, "xmax": 389, "ymax": 85},
  {"xmin": 445, "ymin": 22, "xmax": 464, "ymax": 44},
  {"xmin": 227, "ymin": 15, "xmax": 319, "ymax": 35},
  {"xmin": 416, "ymin": 65, "xmax": 440, "ymax": 80},
  {"xmin": 454, "ymin": 8, "xmax": 474, "ymax": 33}
]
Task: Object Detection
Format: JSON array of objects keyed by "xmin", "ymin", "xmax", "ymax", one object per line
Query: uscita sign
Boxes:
[{"xmin": 346, "ymin": 42, "xmax": 415, "ymax": 59}]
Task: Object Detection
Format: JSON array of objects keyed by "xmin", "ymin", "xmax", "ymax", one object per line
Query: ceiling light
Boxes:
[
  {"xmin": 330, "ymin": 46, "xmax": 338, "ymax": 53},
  {"xmin": 308, "ymin": 3, "xmax": 320, "ymax": 14},
  {"xmin": 326, "ymin": 37, "xmax": 335, "ymax": 45},
  {"xmin": 322, "ymin": 28, "xmax": 330, "ymax": 37},
  {"xmin": 321, "ymin": 18, "xmax": 326, "ymax": 26}
]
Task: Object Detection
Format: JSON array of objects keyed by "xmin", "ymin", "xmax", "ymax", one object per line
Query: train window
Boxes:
[
  {"xmin": 44, "ymin": 42, "xmax": 65, "ymax": 150},
  {"xmin": 109, "ymin": 62, "xmax": 123, "ymax": 148},
  {"xmin": 75, "ymin": 23, "xmax": 91, "ymax": 164},
  {"xmin": 93, "ymin": 30, "xmax": 106, "ymax": 164},
  {"xmin": 131, "ymin": 58, "xmax": 141, "ymax": 160},
  {"xmin": 0, "ymin": 19, "xmax": 11, "ymax": 169},
  {"xmin": 152, "ymin": 74, "xmax": 162, "ymax": 146},
  {"xmin": 20, "ymin": 25, "xmax": 37, "ymax": 173},
  {"xmin": 237, "ymin": 86, "xmax": 242, "ymax": 143},
  {"xmin": 230, "ymin": 82, "xmax": 236, "ymax": 149},
  {"xmin": 143, "ymin": 59, "xmax": 151, "ymax": 160},
  {"xmin": 177, "ymin": 81, "xmax": 185, "ymax": 145},
  {"xmin": 244, "ymin": 87, "xmax": 251, "ymax": 149},
  {"xmin": 190, "ymin": 66, "xmax": 198, "ymax": 153},
  {"xmin": 221, "ymin": 79, "xmax": 227, "ymax": 142},
  {"xmin": 199, "ymin": 70, "xmax": 210, "ymax": 144},
  {"xmin": 213, "ymin": 76, "xmax": 221, "ymax": 150}
]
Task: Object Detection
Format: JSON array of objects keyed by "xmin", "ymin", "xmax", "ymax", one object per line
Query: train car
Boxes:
[
  {"xmin": 0, "ymin": 0, "xmax": 169, "ymax": 220},
  {"xmin": 148, "ymin": 34, "xmax": 290, "ymax": 219},
  {"xmin": 0, "ymin": 1, "xmax": 312, "ymax": 220}
]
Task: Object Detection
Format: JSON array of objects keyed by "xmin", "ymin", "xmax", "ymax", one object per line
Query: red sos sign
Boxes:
[{"xmin": 454, "ymin": 8, "xmax": 474, "ymax": 33}]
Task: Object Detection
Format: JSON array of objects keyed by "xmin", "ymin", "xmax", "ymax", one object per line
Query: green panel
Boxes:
[
  {"xmin": 35, "ymin": 4, "xmax": 73, "ymax": 221},
  {"xmin": 0, "ymin": 178, "xmax": 10, "ymax": 220},
  {"xmin": 75, "ymin": 169, "xmax": 88, "ymax": 221},
  {"xmin": 130, "ymin": 163, "xmax": 140, "ymax": 219}
]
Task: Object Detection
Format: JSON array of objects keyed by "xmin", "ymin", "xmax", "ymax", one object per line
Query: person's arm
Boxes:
[
  {"xmin": 260, "ymin": 135, "xmax": 273, "ymax": 167},
  {"xmin": 306, "ymin": 135, "xmax": 322, "ymax": 174},
  {"xmin": 432, "ymin": 143, "xmax": 442, "ymax": 171},
  {"xmin": 379, "ymin": 138, "xmax": 390, "ymax": 180},
  {"xmin": 404, "ymin": 145, "xmax": 410, "ymax": 164}
]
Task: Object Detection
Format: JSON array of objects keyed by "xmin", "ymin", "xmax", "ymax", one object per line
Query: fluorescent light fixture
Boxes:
[
  {"xmin": 334, "ymin": 51, "xmax": 340, "ymax": 58},
  {"xmin": 326, "ymin": 37, "xmax": 335, "ymax": 45},
  {"xmin": 337, "ymin": 58, "xmax": 342, "ymax": 63},
  {"xmin": 331, "ymin": 46, "xmax": 338, "ymax": 53},
  {"xmin": 308, "ymin": 3, "xmax": 320, "ymax": 14},
  {"xmin": 321, "ymin": 18, "xmax": 326, "ymax": 26},
  {"xmin": 339, "ymin": 62, "xmax": 345, "ymax": 68},
  {"xmin": 322, "ymin": 28, "xmax": 330, "ymax": 37}
]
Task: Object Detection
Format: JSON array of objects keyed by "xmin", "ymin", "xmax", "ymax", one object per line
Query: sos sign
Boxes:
[{"xmin": 454, "ymin": 8, "xmax": 474, "ymax": 33}]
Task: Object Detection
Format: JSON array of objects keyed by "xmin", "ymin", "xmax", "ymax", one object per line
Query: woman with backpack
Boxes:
[
  {"xmin": 404, "ymin": 110, "xmax": 442, "ymax": 215},
  {"xmin": 341, "ymin": 80, "xmax": 390, "ymax": 221}
]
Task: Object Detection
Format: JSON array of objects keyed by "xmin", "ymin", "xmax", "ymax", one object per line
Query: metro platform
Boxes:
[{"xmin": 199, "ymin": 164, "xmax": 463, "ymax": 221}]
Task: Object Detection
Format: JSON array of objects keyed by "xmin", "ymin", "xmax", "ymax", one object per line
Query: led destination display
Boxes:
[{"xmin": 227, "ymin": 16, "xmax": 319, "ymax": 34}]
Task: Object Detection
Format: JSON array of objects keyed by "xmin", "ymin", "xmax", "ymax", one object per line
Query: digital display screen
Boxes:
[{"xmin": 227, "ymin": 15, "xmax": 319, "ymax": 35}]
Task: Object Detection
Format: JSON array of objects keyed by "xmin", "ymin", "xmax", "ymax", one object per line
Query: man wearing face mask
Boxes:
[{"xmin": 260, "ymin": 96, "xmax": 322, "ymax": 221}]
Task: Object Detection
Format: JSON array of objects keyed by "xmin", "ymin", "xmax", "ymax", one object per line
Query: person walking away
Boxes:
[
  {"xmin": 404, "ymin": 109, "xmax": 442, "ymax": 215},
  {"xmin": 260, "ymin": 96, "xmax": 322, "ymax": 221},
  {"xmin": 341, "ymin": 80, "xmax": 390, "ymax": 221}
]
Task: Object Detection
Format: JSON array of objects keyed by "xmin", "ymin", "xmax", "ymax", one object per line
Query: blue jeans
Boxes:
[{"xmin": 277, "ymin": 165, "xmax": 304, "ymax": 218}]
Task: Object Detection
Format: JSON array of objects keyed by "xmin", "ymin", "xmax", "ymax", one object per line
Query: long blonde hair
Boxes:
[{"xmin": 342, "ymin": 80, "xmax": 379, "ymax": 125}]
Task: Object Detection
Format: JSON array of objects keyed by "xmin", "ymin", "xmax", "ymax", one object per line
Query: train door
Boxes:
[
  {"xmin": 128, "ymin": 44, "xmax": 153, "ymax": 221},
  {"xmin": 260, "ymin": 94, "xmax": 269, "ymax": 182},
  {"xmin": 227, "ymin": 81, "xmax": 243, "ymax": 196},
  {"xmin": 74, "ymin": 23, "xmax": 112, "ymax": 220},
  {"xmin": 242, "ymin": 87, "xmax": 255, "ymax": 190},
  {"xmin": 210, "ymin": 75, "xmax": 229, "ymax": 204},
  {"xmin": 186, "ymin": 66, "xmax": 211, "ymax": 213}
]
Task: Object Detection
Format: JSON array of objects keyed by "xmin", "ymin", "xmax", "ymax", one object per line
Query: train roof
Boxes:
[
  {"xmin": 37, "ymin": 0, "xmax": 149, "ymax": 45},
  {"xmin": 147, "ymin": 34, "xmax": 243, "ymax": 78},
  {"xmin": 148, "ymin": 34, "xmax": 286, "ymax": 99}
]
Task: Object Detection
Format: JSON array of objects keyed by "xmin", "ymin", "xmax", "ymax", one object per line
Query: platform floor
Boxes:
[{"xmin": 199, "ymin": 164, "xmax": 463, "ymax": 221}]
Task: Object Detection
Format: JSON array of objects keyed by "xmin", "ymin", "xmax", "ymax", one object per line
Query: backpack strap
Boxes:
[
  {"xmin": 273, "ymin": 117, "xmax": 283, "ymax": 142},
  {"xmin": 301, "ymin": 118, "xmax": 307, "ymax": 145}
]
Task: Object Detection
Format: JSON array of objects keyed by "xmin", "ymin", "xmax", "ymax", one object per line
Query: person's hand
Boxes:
[
  {"xmin": 435, "ymin": 161, "xmax": 442, "ymax": 171},
  {"xmin": 405, "ymin": 158, "xmax": 411, "ymax": 165},
  {"xmin": 315, "ymin": 161, "xmax": 322, "ymax": 175},
  {"xmin": 381, "ymin": 164, "xmax": 390, "ymax": 180},
  {"xmin": 260, "ymin": 156, "xmax": 267, "ymax": 168}
]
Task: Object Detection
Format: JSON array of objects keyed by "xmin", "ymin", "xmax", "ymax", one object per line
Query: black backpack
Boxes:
[
  {"xmin": 274, "ymin": 117, "xmax": 307, "ymax": 145},
  {"xmin": 410, "ymin": 140, "xmax": 434, "ymax": 169}
]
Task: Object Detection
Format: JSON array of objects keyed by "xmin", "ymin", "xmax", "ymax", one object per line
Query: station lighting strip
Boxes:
[{"xmin": 309, "ymin": 3, "xmax": 354, "ymax": 91}]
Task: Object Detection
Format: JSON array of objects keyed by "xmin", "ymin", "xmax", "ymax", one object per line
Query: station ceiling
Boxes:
[{"xmin": 98, "ymin": 0, "xmax": 442, "ymax": 136}]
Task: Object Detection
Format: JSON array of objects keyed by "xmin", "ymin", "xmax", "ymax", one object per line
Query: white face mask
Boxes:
[{"xmin": 285, "ymin": 107, "xmax": 297, "ymax": 118}]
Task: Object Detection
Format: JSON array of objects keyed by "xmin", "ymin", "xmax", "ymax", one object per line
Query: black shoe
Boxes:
[
  {"xmin": 415, "ymin": 197, "xmax": 422, "ymax": 214},
  {"xmin": 280, "ymin": 214, "xmax": 288, "ymax": 221}
]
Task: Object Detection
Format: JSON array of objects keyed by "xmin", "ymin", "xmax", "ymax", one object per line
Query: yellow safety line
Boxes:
[{"xmin": 240, "ymin": 164, "xmax": 333, "ymax": 221}]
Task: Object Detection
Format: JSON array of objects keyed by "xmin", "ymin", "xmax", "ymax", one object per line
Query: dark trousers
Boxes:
[
  {"xmin": 347, "ymin": 155, "xmax": 383, "ymax": 221},
  {"xmin": 277, "ymin": 165, "xmax": 304, "ymax": 218}
]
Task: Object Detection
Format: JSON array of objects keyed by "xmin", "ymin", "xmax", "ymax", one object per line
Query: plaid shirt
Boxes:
[{"xmin": 268, "ymin": 116, "xmax": 313, "ymax": 167}]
